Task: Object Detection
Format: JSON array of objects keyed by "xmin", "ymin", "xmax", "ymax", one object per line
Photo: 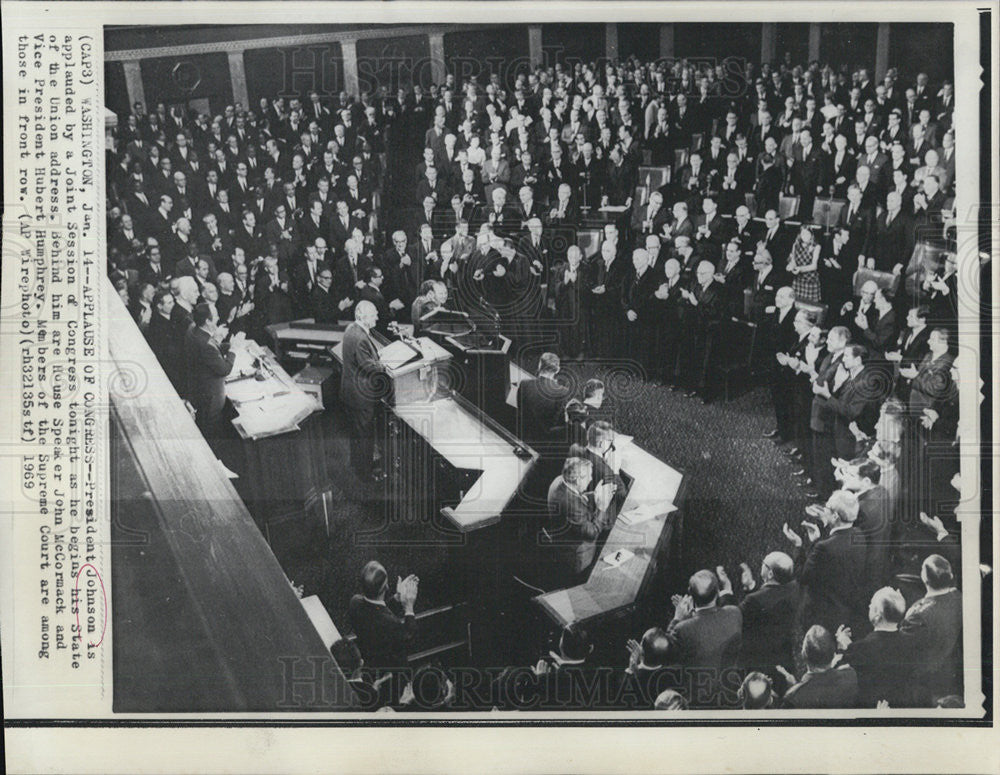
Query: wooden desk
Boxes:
[
  {"xmin": 224, "ymin": 346, "xmax": 328, "ymax": 534},
  {"xmin": 226, "ymin": 344, "xmax": 321, "ymax": 440},
  {"xmin": 534, "ymin": 440, "xmax": 685, "ymax": 627},
  {"xmin": 330, "ymin": 333, "xmax": 452, "ymax": 406},
  {"xmin": 331, "ymin": 333, "xmax": 537, "ymax": 532},
  {"xmin": 392, "ymin": 396, "xmax": 537, "ymax": 532},
  {"xmin": 512, "ymin": 372, "xmax": 686, "ymax": 628}
]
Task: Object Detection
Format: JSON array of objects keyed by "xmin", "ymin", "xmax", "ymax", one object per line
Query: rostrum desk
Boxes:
[
  {"xmin": 330, "ymin": 332, "xmax": 538, "ymax": 533},
  {"xmin": 506, "ymin": 374, "xmax": 686, "ymax": 628}
]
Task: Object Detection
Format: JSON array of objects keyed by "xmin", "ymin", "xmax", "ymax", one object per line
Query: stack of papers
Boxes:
[
  {"xmin": 618, "ymin": 500, "xmax": 676, "ymax": 526},
  {"xmin": 378, "ymin": 339, "xmax": 419, "ymax": 371}
]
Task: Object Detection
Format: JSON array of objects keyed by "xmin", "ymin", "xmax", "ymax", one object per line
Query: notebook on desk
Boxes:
[{"xmin": 378, "ymin": 339, "xmax": 420, "ymax": 371}]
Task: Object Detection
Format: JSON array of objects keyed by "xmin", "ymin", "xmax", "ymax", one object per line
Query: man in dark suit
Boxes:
[
  {"xmin": 347, "ymin": 560, "xmax": 418, "ymax": 670},
  {"xmin": 586, "ymin": 239, "xmax": 628, "ymax": 359},
  {"xmin": 865, "ymin": 191, "xmax": 914, "ymax": 274},
  {"xmin": 145, "ymin": 289, "xmax": 181, "ymax": 391},
  {"xmin": 620, "ymin": 627, "xmax": 680, "ymax": 709},
  {"xmin": 677, "ymin": 260, "xmax": 724, "ymax": 402},
  {"xmin": 339, "ymin": 300, "xmax": 387, "ymax": 479},
  {"xmin": 781, "ymin": 625, "xmax": 859, "ymax": 708},
  {"xmin": 517, "ymin": 352, "xmax": 570, "ymax": 448},
  {"xmin": 813, "ymin": 344, "xmax": 879, "ymax": 460},
  {"xmin": 651, "ymin": 257, "xmax": 686, "ymax": 384},
  {"xmin": 762, "ymin": 286, "xmax": 798, "ymax": 443},
  {"xmin": 899, "ymin": 554, "xmax": 963, "ymax": 705},
  {"xmin": 837, "ymin": 586, "xmax": 915, "ymax": 707},
  {"xmin": 667, "ymin": 570, "xmax": 743, "ymax": 708},
  {"xmin": 309, "ymin": 266, "xmax": 341, "ymax": 324},
  {"xmin": 838, "ymin": 184, "xmax": 874, "ymax": 261},
  {"xmin": 784, "ymin": 489, "xmax": 869, "ymax": 636},
  {"xmin": 747, "ymin": 246, "xmax": 788, "ymax": 322},
  {"xmin": 551, "ymin": 246, "xmax": 588, "ymax": 359},
  {"xmin": 620, "ymin": 248, "xmax": 659, "ymax": 372},
  {"xmin": 544, "ymin": 456, "xmax": 613, "ymax": 585},
  {"xmin": 901, "ymin": 328, "xmax": 956, "ymax": 414},
  {"xmin": 718, "ymin": 552, "xmax": 800, "ymax": 684},
  {"xmin": 183, "ymin": 303, "xmax": 237, "ymax": 442}
]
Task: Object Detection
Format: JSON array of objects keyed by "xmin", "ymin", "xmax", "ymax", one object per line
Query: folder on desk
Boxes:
[{"xmin": 378, "ymin": 339, "xmax": 420, "ymax": 371}]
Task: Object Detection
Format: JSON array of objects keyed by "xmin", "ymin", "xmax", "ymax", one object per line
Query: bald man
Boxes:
[
  {"xmin": 621, "ymin": 248, "xmax": 658, "ymax": 371},
  {"xmin": 339, "ymin": 301, "xmax": 387, "ymax": 479},
  {"xmin": 667, "ymin": 569, "xmax": 743, "ymax": 708},
  {"xmin": 717, "ymin": 552, "xmax": 800, "ymax": 685}
]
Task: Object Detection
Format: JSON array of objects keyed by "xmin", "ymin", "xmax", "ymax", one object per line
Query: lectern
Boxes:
[{"xmin": 442, "ymin": 331, "xmax": 512, "ymax": 420}]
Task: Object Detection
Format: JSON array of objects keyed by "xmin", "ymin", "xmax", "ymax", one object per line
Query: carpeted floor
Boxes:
[{"xmin": 269, "ymin": 358, "xmax": 811, "ymax": 649}]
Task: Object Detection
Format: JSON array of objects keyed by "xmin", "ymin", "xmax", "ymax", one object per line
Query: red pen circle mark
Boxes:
[{"xmin": 75, "ymin": 563, "xmax": 108, "ymax": 648}]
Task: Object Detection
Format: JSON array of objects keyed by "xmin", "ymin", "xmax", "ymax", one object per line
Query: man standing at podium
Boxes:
[{"xmin": 340, "ymin": 300, "xmax": 386, "ymax": 481}]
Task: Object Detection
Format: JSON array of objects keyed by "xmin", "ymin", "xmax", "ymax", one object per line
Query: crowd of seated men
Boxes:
[{"xmin": 106, "ymin": 45, "xmax": 963, "ymax": 711}]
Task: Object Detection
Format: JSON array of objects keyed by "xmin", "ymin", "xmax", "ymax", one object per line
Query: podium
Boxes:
[
  {"xmin": 443, "ymin": 331, "xmax": 512, "ymax": 421},
  {"xmin": 330, "ymin": 332, "xmax": 453, "ymax": 407}
]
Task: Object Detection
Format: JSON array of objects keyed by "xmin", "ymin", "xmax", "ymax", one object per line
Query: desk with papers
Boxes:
[
  {"xmin": 224, "ymin": 344, "xmax": 328, "ymax": 534},
  {"xmin": 507, "ymin": 374, "xmax": 686, "ymax": 628},
  {"xmin": 330, "ymin": 332, "xmax": 537, "ymax": 532}
]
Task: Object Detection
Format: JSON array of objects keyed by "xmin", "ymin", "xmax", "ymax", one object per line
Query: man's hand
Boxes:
[
  {"xmin": 802, "ymin": 521, "xmax": 821, "ymax": 543},
  {"xmin": 213, "ymin": 324, "xmax": 230, "ymax": 343},
  {"xmin": 776, "ymin": 665, "xmax": 797, "ymax": 686},
  {"xmin": 230, "ymin": 330, "xmax": 247, "ymax": 348},
  {"xmin": 533, "ymin": 658, "xmax": 550, "ymax": 677},
  {"xmin": 389, "ymin": 298, "xmax": 405, "ymax": 311},
  {"xmin": 398, "ymin": 682, "xmax": 416, "ymax": 706},
  {"xmin": 782, "ymin": 522, "xmax": 803, "ymax": 548},
  {"xmin": 920, "ymin": 407, "xmax": 939, "ymax": 430},
  {"xmin": 654, "ymin": 283, "xmax": 669, "ymax": 299},
  {"xmin": 835, "ymin": 624, "xmax": 853, "ymax": 651},
  {"xmin": 672, "ymin": 594, "xmax": 694, "ymax": 622},
  {"xmin": 919, "ymin": 511, "xmax": 950, "ymax": 541},
  {"xmin": 339, "ymin": 298, "xmax": 353, "ymax": 311},
  {"xmin": 841, "ymin": 301, "xmax": 854, "ymax": 314},
  {"xmin": 855, "ymin": 311, "xmax": 869, "ymax": 329},
  {"xmin": 885, "ymin": 350, "xmax": 903, "ymax": 362},
  {"xmin": 594, "ymin": 481, "xmax": 616, "ymax": 512},
  {"xmin": 715, "ymin": 565, "xmax": 733, "ymax": 595},
  {"xmin": 473, "ymin": 269, "xmax": 485, "ymax": 281},
  {"xmin": 591, "ymin": 284, "xmax": 606, "ymax": 295},
  {"xmin": 739, "ymin": 562, "xmax": 755, "ymax": 591},
  {"xmin": 866, "ymin": 258, "xmax": 875, "ymax": 270},
  {"xmin": 626, "ymin": 638, "xmax": 642, "ymax": 673},
  {"xmin": 892, "ymin": 263, "xmax": 903, "ymax": 275},
  {"xmin": 626, "ymin": 309, "xmax": 638, "ymax": 322},
  {"xmin": 848, "ymin": 420, "xmax": 869, "ymax": 441},
  {"xmin": 900, "ymin": 364, "xmax": 919, "ymax": 380}
]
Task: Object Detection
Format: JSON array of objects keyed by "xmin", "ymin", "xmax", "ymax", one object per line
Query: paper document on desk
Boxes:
[
  {"xmin": 378, "ymin": 339, "xmax": 419, "ymax": 371},
  {"xmin": 602, "ymin": 548, "xmax": 634, "ymax": 567},
  {"xmin": 619, "ymin": 500, "xmax": 676, "ymax": 525}
]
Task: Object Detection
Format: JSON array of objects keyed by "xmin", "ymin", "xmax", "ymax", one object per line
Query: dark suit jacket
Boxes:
[
  {"xmin": 347, "ymin": 595, "xmax": 415, "ymax": 669},
  {"xmin": 668, "ymin": 604, "xmax": 742, "ymax": 673},
  {"xmin": 782, "ymin": 665, "xmax": 859, "ymax": 708},
  {"xmin": 721, "ymin": 581, "xmax": 800, "ymax": 674},
  {"xmin": 339, "ymin": 322, "xmax": 384, "ymax": 412},
  {"xmin": 545, "ymin": 476, "xmax": 605, "ymax": 577},
  {"xmin": 146, "ymin": 311, "xmax": 181, "ymax": 389},
  {"xmin": 183, "ymin": 325, "xmax": 235, "ymax": 424},
  {"xmin": 843, "ymin": 629, "xmax": 915, "ymax": 707},
  {"xmin": 908, "ymin": 352, "xmax": 956, "ymax": 413},
  {"xmin": 866, "ymin": 210, "xmax": 915, "ymax": 272},
  {"xmin": 899, "ymin": 588, "xmax": 962, "ymax": 703},
  {"xmin": 797, "ymin": 526, "xmax": 870, "ymax": 634},
  {"xmin": 517, "ymin": 376, "xmax": 570, "ymax": 445}
]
